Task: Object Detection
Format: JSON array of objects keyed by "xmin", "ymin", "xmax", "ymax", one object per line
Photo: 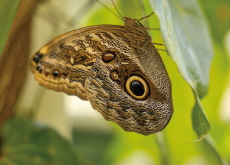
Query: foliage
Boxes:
[
  {"xmin": 0, "ymin": 118, "xmax": 85, "ymax": 165},
  {"xmin": 0, "ymin": 0, "xmax": 229, "ymax": 165}
]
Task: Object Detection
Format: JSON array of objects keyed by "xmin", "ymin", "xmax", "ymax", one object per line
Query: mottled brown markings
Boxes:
[
  {"xmin": 95, "ymin": 33, "xmax": 103, "ymax": 40},
  {"xmin": 84, "ymin": 35, "xmax": 105, "ymax": 52},
  {"xmin": 75, "ymin": 39, "xmax": 87, "ymax": 50},
  {"xmin": 59, "ymin": 43, "xmax": 77, "ymax": 55},
  {"xmin": 101, "ymin": 32, "xmax": 114, "ymax": 40}
]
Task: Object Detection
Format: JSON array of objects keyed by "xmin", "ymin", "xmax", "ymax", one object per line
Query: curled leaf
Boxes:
[{"xmin": 149, "ymin": 0, "xmax": 213, "ymax": 140}]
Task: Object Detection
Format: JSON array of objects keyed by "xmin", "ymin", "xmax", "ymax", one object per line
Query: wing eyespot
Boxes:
[
  {"xmin": 33, "ymin": 53, "xmax": 43, "ymax": 64},
  {"xmin": 110, "ymin": 70, "xmax": 118, "ymax": 80},
  {"xmin": 36, "ymin": 64, "xmax": 42, "ymax": 74},
  {"xmin": 53, "ymin": 70, "xmax": 60, "ymax": 78},
  {"xmin": 110, "ymin": 70, "xmax": 121, "ymax": 84},
  {"xmin": 102, "ymin": 51, "xmax": 116, "ymax": 63},
  {"xmin": 125, "ymin": 75, "xmax": 149, "ymax": 100}
]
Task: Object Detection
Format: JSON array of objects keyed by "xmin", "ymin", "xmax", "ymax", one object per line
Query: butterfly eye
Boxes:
[
  {"xmin": 125, "ymin": 75, "xmax": 149, "ymax": 100},
  {"xmin": 53, "ymin": 70, "xmax": 60, "ymax": 78},
  {"xmin": 102, "ymin": 51, "xmax": 116, "ymax": 62}
]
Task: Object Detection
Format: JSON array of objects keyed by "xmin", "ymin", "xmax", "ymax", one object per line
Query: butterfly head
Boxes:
[{"xmin": 123, "ymin": 17, "xmax": 145, "ymax": 28}]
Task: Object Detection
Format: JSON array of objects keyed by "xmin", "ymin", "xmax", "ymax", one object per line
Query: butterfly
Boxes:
[{"xmin": 29, "ymin": 6, "xmax": 173, "ymax": 135}]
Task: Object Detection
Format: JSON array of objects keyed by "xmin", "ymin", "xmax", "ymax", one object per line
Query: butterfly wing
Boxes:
[
  {"xmin": 29, "ymin": 19, "xmax": 173, "ymax": 135},
  {"xmin": 29, "ymin": 24, "xmax": 127, "ymax": 100}
]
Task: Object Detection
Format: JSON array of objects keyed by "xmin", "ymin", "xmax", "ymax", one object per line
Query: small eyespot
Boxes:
[
  {"xmin": 110, "ymin": 70, "xmax": 119, "ymax": 81},
  {"xmin": 33, "ymin": 53, "xmax": 43, "ymax": 64},
  {"xmin": 53, "ymin": 70, "xmax": 60, "ymax": 78},
  {"xmin": 125, "ymin": 75, "xmax": 149, "ymax": 100},
  {"xmin": 33, "ymin": 56, "xmax": 39, "ymax": 64},
  {"xmin": 36, "ymin": 65, "xmax": 42, "ymax": 73},
  {"xmin": 36, "ymin": 65, "xmax": 40, "ymax": 71},
  {"xmin": 102, "ymin": 51, "xmax": 116, "ymax": 62}
]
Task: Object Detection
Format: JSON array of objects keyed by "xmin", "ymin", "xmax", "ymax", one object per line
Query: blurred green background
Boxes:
[{"xmin": 1, "ymin": 0, "xmax": 230, "ymax": 165}]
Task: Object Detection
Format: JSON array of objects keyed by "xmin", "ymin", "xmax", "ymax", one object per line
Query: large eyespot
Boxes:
[
  {"xmin": 102, "ymin": 51, "xmax": 116, "ymax": 63},
  {"xmin": 125, "ymin": 75, "xmax": 149, "ymax": 100}
]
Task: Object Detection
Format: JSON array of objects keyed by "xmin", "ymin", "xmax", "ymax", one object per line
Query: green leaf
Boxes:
[
  {"xmin": 72, "ymin": 130, "xmax": 113, "ymax": 164},
  {"xmin": 199, "ymin": 0, "xmax": 230, "ymax": 43},
  {"xmin": 0, "ymin": 0, "xmax": 20, "ymax": 57},
  {"xmin": 0, "ymin": 118, "xmax": 84, "ymax": 165},
  {"xmin": 155, "ymin": 133, "xmax": 170, "ymax": 165},
  {"xmin": 149, "ymin": 0, "xmax": 213, "ymax": 140},
  {"xmin": 191, "ymin": 90, "xmax": 210, "ymax": 141},
  {"xmin": 202, "ymin": 135, "xmax": 229, "ymax": 165}
]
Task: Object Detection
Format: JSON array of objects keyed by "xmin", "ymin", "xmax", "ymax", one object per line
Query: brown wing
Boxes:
[
  {"xmin": 29, "ymin": 24, "xmax": 128, "ymax": 99},
  {"xmin": 29, "ymin": 18, "xmax": 173, "ymax": 135}
]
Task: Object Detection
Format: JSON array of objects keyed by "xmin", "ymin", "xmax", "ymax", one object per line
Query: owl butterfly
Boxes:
[{"xmin": 29, "ymin": 1, "xmax": 173, "ymax": 135}]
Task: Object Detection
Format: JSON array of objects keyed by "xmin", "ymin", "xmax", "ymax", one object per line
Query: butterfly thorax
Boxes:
[{"xmin": 123, "ymin": 17, "xmax": 152, "ymax": 48}]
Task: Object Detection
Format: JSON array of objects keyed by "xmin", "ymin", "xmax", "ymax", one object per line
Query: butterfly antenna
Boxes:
[
  {"xmin": 111, "ymin": 0, "xmax": 124, "ymax": 21},
  {"xmin": 96, "ymin": 0, "xmax": 124, "ymax": 21},
  {"xmin": 138, "ymin": 12, "xmax": 155, "ymax": 21},
  {"xmin": 152, "ymin": 42, "xmax": 164, "ymax": 46}
]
